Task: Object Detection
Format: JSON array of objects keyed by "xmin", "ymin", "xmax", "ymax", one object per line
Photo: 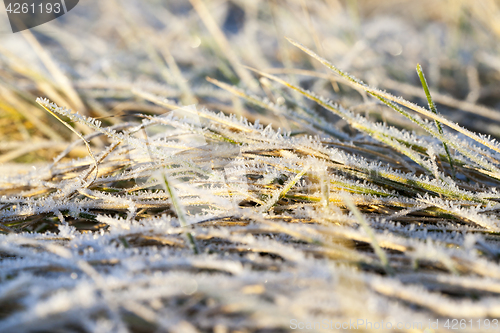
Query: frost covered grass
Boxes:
[{"xmin": 1, "ymin": 0, "xmax": 500, "ymax": 332}]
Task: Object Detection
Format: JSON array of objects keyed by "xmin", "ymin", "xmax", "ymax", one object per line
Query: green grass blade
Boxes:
[
  {"xmin": 285, "ymin": 37, "xmax": 500, "ymax": 156},
  {"xmin": 243, "ymin": 67, "xmax": 441, "ymax": 176},
  {"xmin": 340, "ymin": 192, "xmax": 393, "ymax": 274},
  {"xmin": 417, "ymin": 64, "xmax": 456, "ymax": 178}
]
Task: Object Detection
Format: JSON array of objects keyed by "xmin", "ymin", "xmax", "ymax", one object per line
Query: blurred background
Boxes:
[{"xmin": 1, "ymin": 0, "xmax": 500, "ymax": 165}]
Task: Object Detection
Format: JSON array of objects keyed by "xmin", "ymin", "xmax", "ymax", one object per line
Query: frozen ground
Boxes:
[{"xmin": 1, "ymin": 1, "xmax": 500, "ymax": 332}]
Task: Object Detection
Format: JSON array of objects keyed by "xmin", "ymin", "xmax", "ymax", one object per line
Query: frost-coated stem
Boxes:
[
  {"xmin": 160, "ymin": 172, "xmax": 199, "ymax": 254},
  {"xmin": 340, "ymin": 193, "xmax": 392, "ymax": 274}
]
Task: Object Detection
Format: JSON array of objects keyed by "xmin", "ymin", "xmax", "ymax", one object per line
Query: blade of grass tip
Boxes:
[
  {"xmin": 260, "ymin": 165, "xmax": 310, "ymax": 213},
  {"xmin": 417, "ymin": 64, "xmax": 456, "ymax": 178},
  {"xmin": 37, "ymin": 100, "xmax": 98, "ymax": 186},
  {"xmin": 131, "ymin": 88, "xmax": 181, "ymax": 110},
  {"xmin": 264, "ymin": 45, "xmax": 500, "ymax": 178},
  {"xmin": 339, "ymin": 192, "xmax": 393, "ymax": 275},
  {"xmin": 160, "ymin": 171, "xmax": 199, "ymax": 254},
  {"xmin": 286, "ymin": 37, "xmax": 500, "ymax": 156}
]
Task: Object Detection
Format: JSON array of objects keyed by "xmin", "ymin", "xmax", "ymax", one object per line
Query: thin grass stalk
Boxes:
[
  {"xmin": 417, "ymin": 64, "xmax": 456, "ymax": 178},
  {"xmin": 340, "ymin": 192, "xmax": 392, "ymax": 274},
  {"xmin": 160, "ymin": 172, "xmax": 199, "ymax": 254}
]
